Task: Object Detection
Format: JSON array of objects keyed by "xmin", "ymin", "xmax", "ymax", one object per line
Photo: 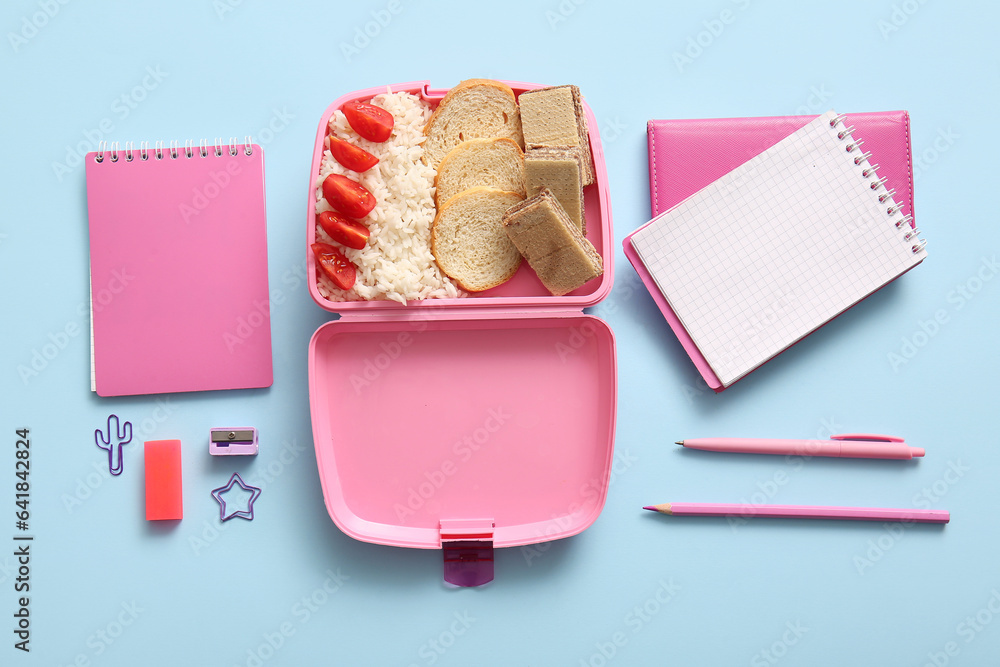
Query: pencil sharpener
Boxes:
[{"xmin": 209, "ymin": 428, "xmax": 258, "ymax": 456}]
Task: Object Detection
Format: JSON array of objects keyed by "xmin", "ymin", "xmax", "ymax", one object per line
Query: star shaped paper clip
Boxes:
[{"xmin": 211, "ymin": 472, "xmax": 261, "ymax": 522}]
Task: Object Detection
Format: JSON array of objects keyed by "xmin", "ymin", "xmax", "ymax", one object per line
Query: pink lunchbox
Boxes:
[{"xmin": 306, "ymin": 81, "xmax": 617, "ymax": 586}]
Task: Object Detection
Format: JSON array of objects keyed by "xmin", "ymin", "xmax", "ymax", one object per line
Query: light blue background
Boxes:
[{"xmin": 2, "ymin": 0, "xmax": 997, "ymax": 665}]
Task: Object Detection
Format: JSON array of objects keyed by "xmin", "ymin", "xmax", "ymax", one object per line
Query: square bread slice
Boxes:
[
  {"xmin": 524, "ymin": 146, "xmax": 585, "ymax": 234},
  {"xmin": 502, "ymin": 187, "xmax": 603, "ymax": 296},
  {"xmin": 518, "ymin": 85, "xmax": 594, "ymax": 186}
]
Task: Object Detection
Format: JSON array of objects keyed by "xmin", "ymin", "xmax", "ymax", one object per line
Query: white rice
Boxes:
[{"xmin": 315, "ymin": 90, "xmax": 463, "ymax": 304}]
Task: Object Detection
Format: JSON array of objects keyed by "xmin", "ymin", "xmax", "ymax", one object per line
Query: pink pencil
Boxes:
[{"xmin": 643, "ymin": 503, "xmax": 949, "ymax": 523}]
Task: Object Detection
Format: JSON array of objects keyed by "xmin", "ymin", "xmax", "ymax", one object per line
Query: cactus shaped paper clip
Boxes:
[{"xmin": 95, "ymin": 414, "xmax": 132, "ymax": 476}]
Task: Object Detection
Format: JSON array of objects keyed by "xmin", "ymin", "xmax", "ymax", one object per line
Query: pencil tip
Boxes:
[
  {"xmin": 674, "ymin": 441, "xmax": 684, "ymax": 446},
  {"xmin": 642, "ymin": 506, "xmax": 657, "ymax": 512}
]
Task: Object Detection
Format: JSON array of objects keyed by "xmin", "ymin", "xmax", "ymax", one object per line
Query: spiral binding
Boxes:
[
  {"xmin": 94, "ymin": 137, "xmax": 253, "ymax": 163},
  {"xmin": 830, "ymin": 114, "xmax": 925, "ymax": 255}
]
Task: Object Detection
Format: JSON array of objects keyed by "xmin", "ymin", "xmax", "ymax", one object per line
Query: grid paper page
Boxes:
[{"xmin": 631, "ymin": 111, "xmax": 926, "ymax": 387}]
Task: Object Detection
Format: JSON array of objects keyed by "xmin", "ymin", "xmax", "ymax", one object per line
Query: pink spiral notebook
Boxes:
[
  {"xmin": 624, "ymin": 111, "xmax": 924, "ymax": 391},
  {"xmin": 85, "ymin": 140, "xmax": 272, "ymax": 397}
]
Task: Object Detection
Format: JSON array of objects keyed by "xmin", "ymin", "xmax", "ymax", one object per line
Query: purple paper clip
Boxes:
[
  {"xmin": 209, "ymin": 427, "xmax": 258, "ymax": 456},
  {"xmin": 211, "ymin": 472, "xmax": 261, "ymax": 522},
  {"xmin": 95, "ymin": 414, "xmax": 132, "ymax": 476}
]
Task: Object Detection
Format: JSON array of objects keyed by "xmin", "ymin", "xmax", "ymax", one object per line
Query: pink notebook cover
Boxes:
[
  {"xmin": 624, "ymin": 111, "xmax": 915, "ymax": 391},
  {"xmin": 86, "ymin": 143, "xmax": 272, "ymax": 396}
]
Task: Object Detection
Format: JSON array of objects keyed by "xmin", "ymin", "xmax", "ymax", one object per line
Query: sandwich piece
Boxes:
[
  {"xmin": 422, "ymin": 79, "xmax": 523, "ymax": 168},
  {"xmin": 524, "ymin": 146, "xmax": 585, "ymax": 234},
  {"xmin": 431, "ymin": 187, "xmax": 524, "ymax": 292},
  {"xmin": 502, "ymin": 187, "xmax": 603, "ymax": 296},
  {"xmin": 435, "ymin": 138, "xmax": 525, "ymax": 206},
  {"xmin": 517, "ymin": 85, "xmax": 594, "ymax": 186}
]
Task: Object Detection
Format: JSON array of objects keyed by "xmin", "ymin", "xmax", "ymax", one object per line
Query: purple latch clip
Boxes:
[{"xmin": 440, "ymin": 519, "xmax": 495, "ymax": 587}]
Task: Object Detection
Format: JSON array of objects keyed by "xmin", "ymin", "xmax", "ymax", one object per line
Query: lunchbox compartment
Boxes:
[
  {"xmin": 306, "ymin": 80, "xmax": 614, "ymax": 313},
  {"xmin": 308, "ymin": 314, "xmax": 617, "ymax": 550}
]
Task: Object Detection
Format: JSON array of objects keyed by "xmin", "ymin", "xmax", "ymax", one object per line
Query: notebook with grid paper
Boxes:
[{"xmin": 626, "ymin": 111, "xmax": 926, "ymax": 390}]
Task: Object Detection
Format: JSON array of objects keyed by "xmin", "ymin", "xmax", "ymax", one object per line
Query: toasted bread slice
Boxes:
[
  {"xmin": 422, "ymin": 79, "xmax": 523, "ymax": 168},
  {"xmin": 502, "ymin": 187, "xmax": 603, "ymax": 296},
  {"xmin": 518, "ymin": 85, "xmax": 594, "ymax": 186},
  {"xmin": 435, "ymin": 138, "xmax": 525, "ymax": 206},
  {"xmin": 524, "ymin": 146, "xmax": 585, "ymax": 234},
  {"xmin": 431, "ymin": 187, "xmax": 524, "ymax": 292}
]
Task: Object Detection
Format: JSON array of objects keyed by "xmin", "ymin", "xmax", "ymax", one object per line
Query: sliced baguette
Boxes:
[
  {"xmin": 422, "ymin": 79, "xmax": 523, "ymax": 168},
  {"xmin": 435, "ymin": 138, "xmax": 525, "ymax": 206},
  {"xmin": 431, "ymin": 187, "xmax": 524, "ymax": 292}
]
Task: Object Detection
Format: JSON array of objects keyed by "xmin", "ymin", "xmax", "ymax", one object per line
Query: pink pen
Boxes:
[
  {"xmin": 643, "ymin": 503, "xmax": 949, "ymax": 523},
  {"xmin": 675, "ymin": 434, "xmax": 925, "ymax": 460}
]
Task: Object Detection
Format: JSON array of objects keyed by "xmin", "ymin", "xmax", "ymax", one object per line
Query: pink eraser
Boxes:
[{"xmin": 145, "ymin": 440, "xmax": 183, "ymax": 520}]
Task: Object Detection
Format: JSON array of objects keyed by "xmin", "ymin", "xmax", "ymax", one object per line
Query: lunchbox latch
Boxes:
[{"xmin": 440, "ymin": 519, "xmax": 495, "ymax": 587}]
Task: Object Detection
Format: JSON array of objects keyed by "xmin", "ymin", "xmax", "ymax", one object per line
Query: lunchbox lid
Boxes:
[
  {"xmin": 306, "ymin": 80, "xmax": 614, "ymax": 315},
  {"xmin": 308, "ymin": 312, "xmax": 618, "ymax": 585},
  {"xmin": 307, "ymin": 80, "xmax": 618, "ymax": 586}
]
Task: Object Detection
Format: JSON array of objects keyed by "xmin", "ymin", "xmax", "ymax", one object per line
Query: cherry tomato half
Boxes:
[
  {"xmin": 342, "ymin": 101, "xmax": 394, "ymax": 142},
  {"xmin": 322, "ymin": 173, "xmax": 377, "ymax": 219},
  {"xmin": 311, "ymin": 242, "xmax": 356, "ymax": 290},
  {"xmin": 328, "ymin": 135, "xmax": 379, "ymax": 172},
  {"xmin": 317, "ymin": 211, "xmax": 370, "ymax": 250}
]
